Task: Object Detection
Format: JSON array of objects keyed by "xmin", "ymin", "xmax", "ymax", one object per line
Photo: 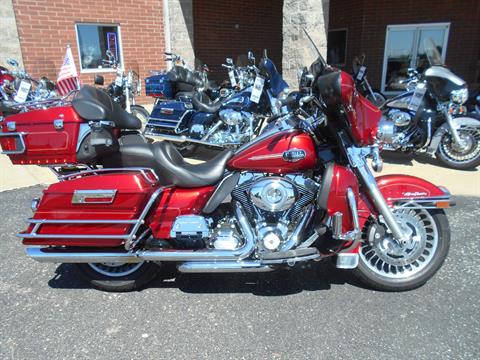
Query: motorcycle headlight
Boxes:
[{"xmin": 450, "ymin": 88, "xmax": 468, "ymax": 105}]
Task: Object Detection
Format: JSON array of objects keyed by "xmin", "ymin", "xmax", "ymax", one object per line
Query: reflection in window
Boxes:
[
  {"xmin": 383, "ymin": 24, "xmax": 449, "ymax": 93},
  {"xmin": 76, "ymin": 24, "xmax": 121, "ymax": 71},
  {"xmin": 327, "ymin": 29, "xmax": 347, "ymax": 66}
]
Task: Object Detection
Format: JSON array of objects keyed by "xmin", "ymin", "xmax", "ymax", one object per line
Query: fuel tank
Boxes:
[{"xmin": 227, "ymin": 130, "xmax": 316, "ymax": 174}]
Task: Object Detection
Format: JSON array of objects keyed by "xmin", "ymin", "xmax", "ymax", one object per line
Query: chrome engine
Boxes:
[
  {"xmin": 232, "ymin": 173, "xmax": 319, "ymax": 253},
  {"xmin": 207, "ymin": 109, "xmax": 257, "ymax": 145},
  {"xmin": 377, "ymin": 110, "xmax": 415, "ymax": 149},
  {"xmin": 169, "ymin": 173, "xmax": 319, "ymax": 254}
]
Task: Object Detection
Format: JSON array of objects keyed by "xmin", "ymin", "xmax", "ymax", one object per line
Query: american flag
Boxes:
[{"xmin": 57, "ymin": 45, "xmax": 80, "ymax": 96}]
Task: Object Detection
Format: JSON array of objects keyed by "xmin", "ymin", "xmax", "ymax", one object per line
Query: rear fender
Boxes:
[{"xmin": 427, "ymin": 116, "xmax": 480, "ymax": 154}]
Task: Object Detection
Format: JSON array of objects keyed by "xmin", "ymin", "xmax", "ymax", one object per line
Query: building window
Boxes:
[
  {"xmin": 382, "ymin": 23, "xmax": 450, "ymax": 93},
  {"xmin": 327, "ymin": 29, "xmax": 347, "ymax": 66},
  {"xmin": 75, "ymin": 24, "xmax": 122, "ymax": 72}
]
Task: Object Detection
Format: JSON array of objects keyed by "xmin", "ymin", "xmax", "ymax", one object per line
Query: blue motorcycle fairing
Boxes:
[{"xmin": 258, "ymin": 58, "xmax": 288, "ymax": 97}]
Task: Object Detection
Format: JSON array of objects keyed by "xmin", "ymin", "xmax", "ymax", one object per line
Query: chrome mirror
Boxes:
[
  {"xmin": 247, "ymin": 51, "xmax": 255, "ymax": 64},
  {"xmin": 7, "ymin": 59, "xmax": 19, "ymax": 67}
]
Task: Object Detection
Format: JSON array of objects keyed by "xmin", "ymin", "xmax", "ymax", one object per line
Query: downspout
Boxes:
[{"xmin": 163, "ymin": 0, "xmax": 172, "ymax": 70}]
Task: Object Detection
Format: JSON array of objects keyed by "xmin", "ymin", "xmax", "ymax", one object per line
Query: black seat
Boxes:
[
  {"xmin": 192, "ymin": 91, "xmax": 224, "ymax": 113},
  {"xmin": 72, "ymin": 85, "xmax": 142, "ymax": 130},
  {"xmin": 103, "ymin": 141, "xmax": 233, "ymax": 188}
]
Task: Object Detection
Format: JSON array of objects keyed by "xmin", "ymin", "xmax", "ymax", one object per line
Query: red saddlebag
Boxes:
[
  {"xmin": 0, "ymin": 105, "xmax": 84, "ymax": 165},
  {"xmin": 19, "ymin": 170, "xmax": 158, "ymax": 247}
]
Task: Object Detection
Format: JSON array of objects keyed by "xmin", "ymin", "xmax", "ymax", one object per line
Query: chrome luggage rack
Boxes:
[
  {"xmin": 4, "ymin": 89, "xmax": 78, "ymax": 113},
  {"xmin": 18, "ymin": 174, "xmax": 167, "ymax": 250}
]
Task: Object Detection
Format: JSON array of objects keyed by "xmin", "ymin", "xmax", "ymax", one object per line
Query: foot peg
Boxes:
[{"xmin": 336, "ymin": 253, "xmax": 359, "ymax": 269}]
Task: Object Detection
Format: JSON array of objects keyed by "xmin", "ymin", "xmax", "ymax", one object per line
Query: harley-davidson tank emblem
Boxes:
[{"xmin": 283, "ymin": 149, "xmax": 306, "ymax": 162}]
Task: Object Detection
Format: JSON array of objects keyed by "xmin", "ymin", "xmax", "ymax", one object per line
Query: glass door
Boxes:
[{"xmin": 381, "ymin": 23, "xmax": 450, "ymax": 94}]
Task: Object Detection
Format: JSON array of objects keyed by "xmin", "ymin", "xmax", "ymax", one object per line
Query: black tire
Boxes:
[
  {"xmin": 130, "ymin": 105, "xmax": 150, "ymax": 131},
  {"xmin": 354, "ymin": 209, "xmax": 450, "ymax": 292},
  {"xmin": 76, "ymin": 261, "xmax": 161, "ymax": 292},
  {"xmin": 435, "ymin": 127, "xmax": 480, "ymax": 170}
]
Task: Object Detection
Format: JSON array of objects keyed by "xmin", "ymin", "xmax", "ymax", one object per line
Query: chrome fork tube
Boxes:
[
  {"xmin": 443, "ymin": 107, "xmax": 464, "ymax": 147},
  {"xmin": 354, "ymin": 156, "xmax": 408, "ymax": 245}
]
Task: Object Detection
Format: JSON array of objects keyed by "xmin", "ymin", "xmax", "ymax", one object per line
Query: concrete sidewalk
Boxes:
[{"xmin": 1, "ymin": 151, "xmax": 479, "ymax": 196}]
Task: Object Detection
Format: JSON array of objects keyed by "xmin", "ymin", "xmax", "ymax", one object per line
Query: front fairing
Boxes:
[
  {"xmin": 258, "ymin": 58, "xmax": 288, "ymax": 97},
  {"xmin": 424, "ymin": 66, "xmax": 466, "ymax": 102}
]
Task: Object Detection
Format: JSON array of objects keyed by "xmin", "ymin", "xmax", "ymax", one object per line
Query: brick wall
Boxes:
[
  {"xmin": 329, "ymin": 0, "xmax": 480, "ymax": 89},
  {"xmin": 12, "ymin": 0, "xmax": 166, "ymax": 104},
  {"xmin": 192, "ymin": 0, "xmax": 283, "ymax": 82}
]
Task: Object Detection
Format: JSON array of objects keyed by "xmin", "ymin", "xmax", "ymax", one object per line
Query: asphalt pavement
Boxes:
[{"xmin": 0, "ymin": 187, "xmax": 479, "ymax": 359}]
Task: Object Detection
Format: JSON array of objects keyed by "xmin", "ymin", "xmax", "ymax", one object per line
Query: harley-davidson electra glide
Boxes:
[
  {"xmin": 0, "ymin": 31, "xmax": 454, "ymax": 292},
  {"xmin": 381, "ymin": 38, "xmax": 480, "ymax": 169}
]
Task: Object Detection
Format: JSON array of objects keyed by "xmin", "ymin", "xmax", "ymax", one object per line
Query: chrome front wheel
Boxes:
[
  {"xmin": 355, "ymin": 207, "xmax": 450, "ymax": 291},
  {"xmin": 436, "ymin": 127, "xmax": 480, "ymax": 169}
]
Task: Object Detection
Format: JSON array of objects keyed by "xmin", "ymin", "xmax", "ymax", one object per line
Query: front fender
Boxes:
[
  {"xmin": 427, "ymin": 116, "xmax": 480, "ymax": 154},
  {"xmin": 348, "ymin": 174, "xmax": 453, "ymax": 255},
  {"xmin": 375, "ymin": 174, "xmax": 452, "ymax": 205}
]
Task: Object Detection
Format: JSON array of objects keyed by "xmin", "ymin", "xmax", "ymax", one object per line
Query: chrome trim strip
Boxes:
[
  {"xmin": 72, "ymin": 189, "xmax": 117, "ymax": 204},
  {"xmin": 248, "ymin": 153, "xmax": 283, "ymax": 161},
  {"xmin": 0, "ymin": 132, "xmax": 27, "ymax": 154}
]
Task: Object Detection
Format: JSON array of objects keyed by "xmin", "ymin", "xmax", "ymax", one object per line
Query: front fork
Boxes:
[
  {"xmin": 347, "ymin": 147, "xmax": 409, "ymax": 246},
  {"xmin": 443, "ymin": 105, "xmax": 466, "ymax": 149}
]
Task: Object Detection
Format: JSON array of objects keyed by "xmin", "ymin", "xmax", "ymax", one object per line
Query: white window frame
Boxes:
[
  {"xmin": 75, "ymin": 23, "xmax": 124, "ymax": 74},
  {"xmin": 381, "ymin": 22, "xmax": 450, "ymax": 94},
  {"xmin": 327, "ymin": 28, "xmax": 348, "ymax": 67}
]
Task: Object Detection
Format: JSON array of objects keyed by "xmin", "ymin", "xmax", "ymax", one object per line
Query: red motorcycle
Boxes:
[{"xmin": 0, "ymin": 33, "xmax": 454, "ymax": 292}]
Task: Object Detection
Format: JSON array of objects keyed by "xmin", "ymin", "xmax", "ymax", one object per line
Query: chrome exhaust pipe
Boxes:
[
  {"xmin": 178, "ymin": 261, "xmax": 273, "ymax": 273},
  {"xmin": 26, "ymin": 203, "xmax": 256, "ymax": 264},
  {"xmin": 25, "ymin": 248, "xmax": 141, "ymax": 263}
]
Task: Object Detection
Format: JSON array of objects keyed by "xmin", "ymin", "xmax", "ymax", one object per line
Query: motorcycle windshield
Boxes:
[
  {"xmin": 128, "ymin": 60, "xmax": 141, "ymax": 94},
  {"xmin": 236, "ymin": 54, "xmax": 249, "ymax": 67},
  {"xmin": 424, "ymin": 38, "xmax": 443, "ymax": 66},
  {"xmin": 296, "ymin": 29, "xmax": 329, "ymax": 89},
  {"xmin": 258, "ymin": 58, "xmax": 288, "ymax": 97}
]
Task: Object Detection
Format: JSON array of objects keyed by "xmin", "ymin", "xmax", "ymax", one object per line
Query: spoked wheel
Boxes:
[
  {"xmin": 436, "ymin": 126, "xmax": 480, "ymax": 169},
  {"xmin": 76, "ymin": 261, "xmax": 161, "ymax": 292},
  {"xmin": 354, "ymin": 207, "xmax": 450, "ymax": 291}
]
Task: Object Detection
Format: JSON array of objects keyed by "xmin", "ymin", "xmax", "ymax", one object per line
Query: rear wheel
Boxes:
[
  {"xmin": 76, "ymin": 261, "xmax": 161, "ymax": 292},
  {"xmin": 436, "ymin": 126, "xmax": 480, "ymax": 169},
  {"xmin": 354, "ymin": 208, "xmax": 450, "ymax": 291}
]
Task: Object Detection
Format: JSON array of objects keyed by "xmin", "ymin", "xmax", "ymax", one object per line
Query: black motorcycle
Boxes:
[
  {"xmin": 94, "ymin": 51, "xmax": 150, "ymax": 125},
  {"xmin": 352, "ymin": 54, "xmax": 385, "ymax": 106},
  {"xmin": 380, "ymin": 38, "xmax": 480, "ymax": 169}
]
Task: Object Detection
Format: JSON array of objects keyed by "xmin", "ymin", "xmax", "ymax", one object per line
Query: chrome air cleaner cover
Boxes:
[{"xmin": 249, "ymin": 177, "xmax": 297, "ymax": 212}]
